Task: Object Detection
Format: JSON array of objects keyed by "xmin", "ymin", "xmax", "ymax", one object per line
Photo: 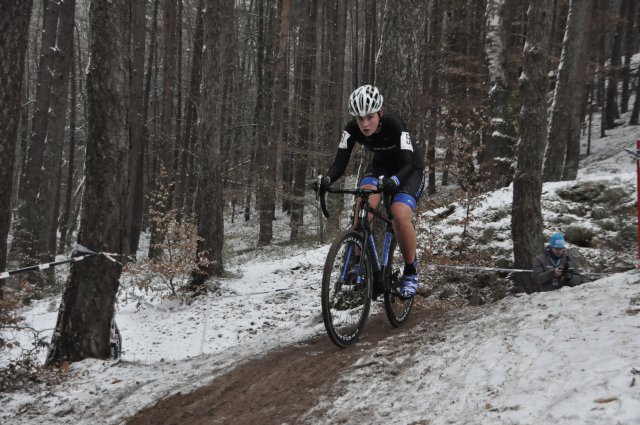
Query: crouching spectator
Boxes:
[{"xmin": 532, "ymin": 232, "xmax": 582, "ymax": 292}]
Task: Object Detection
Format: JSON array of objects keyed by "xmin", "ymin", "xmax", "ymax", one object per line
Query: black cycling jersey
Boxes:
[{"xmin": 325, "ymin": 113, "xmax": 424, "ymax": 185}]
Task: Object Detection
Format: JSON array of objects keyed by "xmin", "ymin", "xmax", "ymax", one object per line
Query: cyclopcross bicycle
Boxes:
[{"xmin": 316, "ymin": 180, "xmax": 414, "ymax": 347}]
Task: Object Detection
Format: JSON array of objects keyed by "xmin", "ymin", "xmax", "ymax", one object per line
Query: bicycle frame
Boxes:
[
  {"xmin": 320, "ymin": 186, "xmax": 394, "ymax": 288},
  {"xmin": 318, "ymin": 184, "xmax": 415, "ymax": 346}
]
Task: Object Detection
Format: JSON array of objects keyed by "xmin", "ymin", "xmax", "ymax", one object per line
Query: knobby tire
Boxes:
[
  {"xmin": 321, "ymin": 231, "xmax": 372, "ymax": 347},
  {"xmin": 383, "ymin": 236, "xmax": 413, "ymax": 326}
]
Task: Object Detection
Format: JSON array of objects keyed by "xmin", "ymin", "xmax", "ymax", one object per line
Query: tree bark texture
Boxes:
[
  {"xmin": 181, "ymin": 0, "xmax": 204, "ymax": 216},
  {"xmin": 425, "ymin": 0, "xmax": 443, "ymax": 196},
  {"xmin": 375, "ymin": 0, "xmax": 428, "ymax": 128},
  {"xmin": 289, "ymin": 0, "xmax": 316, "ymax": 240},
  {"xmin": 124, "ymin": 0, "xmax": 147, "ymax": 255},
  {"xmin": 39, "ymin": 0, "xmax": 76, "ymax": 259},
  {"xmin": 259, "ymin": 0, "xmax": 292, "ymax": 245},
  {"xmin": 11, "ymin": 0, "xmax": 60, "ymax": 276},
  {"xmin": 256, "ymin": 0, "xmax": 277, "ymax": 246},
  {"xmin": 511, "ymin": 0, "xmax": 553, "ymax": 294},
  {"xmin": 619, "ymin": 0, "xmax": 635, "ymax": 113},
  {"xmin": 58, "ymin": 49, "xmax": 78, "ymax": 253},
  {"xmin": 0, "ymin": 0, "xmax": 33, "ymax": 277},
  {"xmin": 604, "ymin": 0, "xmax": 624, "ymax": 129},
  {"xmin": 190, "ymin": 0, "xmax": 234, "ymax": 285},
  {"xmin": 326, "ymin": 0, "xmax": 347, "ymax": 233},
  {"xmin": 47, "ymin": 0, "xmax": 132, "ymax": 364},
  {"xmin": 543, "ymin": 0, "xmax": 593, "ymax": 182},
  {"xmin": 631, "ymin": 62, "xmax": 640, "ymax": 125},
  {"xmin": 483, "ymin": 0, "xmax": 519, "ymax": 189},
  {"xmin": 149, "ymin": 0, "xmax": 179, "ymax": 259}
]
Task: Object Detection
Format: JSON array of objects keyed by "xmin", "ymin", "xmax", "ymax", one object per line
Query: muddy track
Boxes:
[{"xmin": 127, "ymin": 299, "xmax": 443, "ymax": 425}]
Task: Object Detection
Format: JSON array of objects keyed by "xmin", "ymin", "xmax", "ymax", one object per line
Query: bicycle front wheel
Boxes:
[
  {"xmin": 321, "ymin": 231, "xmax": 372, "ymax": 347},
  {"xmin": 383, "ymin": 236, "xmax": 414, "ymax": 326}
]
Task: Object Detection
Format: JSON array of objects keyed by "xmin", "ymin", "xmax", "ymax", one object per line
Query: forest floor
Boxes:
[
  {"xmin": 127, "ymin": 297, "xmax": 461, "ymax": 425},
  {"xmin": 3, "ymin": 107, "xmax": 639, "ymax": 425}
]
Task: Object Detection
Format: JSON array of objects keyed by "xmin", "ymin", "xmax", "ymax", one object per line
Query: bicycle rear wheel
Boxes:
[
  {"xmin": 383, "ymin": 236, "xmax": 413, "ymax": 326},
  {"xmin": 321, "ymin": 231, "xmax": 372, "ymax": 347}
]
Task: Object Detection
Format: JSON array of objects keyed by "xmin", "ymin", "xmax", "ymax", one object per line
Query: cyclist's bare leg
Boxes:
[
  {"xmin": 390, "ymin": 202, "xmax": 416, "ymax": 265},
  {"xmin": 353, "ymin": 184, "xmax": 380, "ymax": 227},
  {"xmin": 352, "ymin": 184, "xmax": 379, "ymax": 257}
]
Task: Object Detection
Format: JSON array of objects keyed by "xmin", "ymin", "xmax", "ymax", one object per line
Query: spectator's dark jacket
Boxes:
[{"xmin": 532, "ymin": 247, "xmax": 582, "ymax": 291}]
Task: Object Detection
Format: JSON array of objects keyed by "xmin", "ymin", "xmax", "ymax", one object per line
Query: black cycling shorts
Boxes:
[{"xmin": 359, "ymin": 163, "xmax": 425, "ymax": 210}]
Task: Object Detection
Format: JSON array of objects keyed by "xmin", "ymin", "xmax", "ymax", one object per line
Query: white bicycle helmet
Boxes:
[{"xmin": 348, "ymin": 85, "xmax": 383, "ymax": 117}]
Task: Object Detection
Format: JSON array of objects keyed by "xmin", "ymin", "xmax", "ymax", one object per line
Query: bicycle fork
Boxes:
[{"xmin": 338, "ymin": 229, "xmax": 393, "ymax": 288}]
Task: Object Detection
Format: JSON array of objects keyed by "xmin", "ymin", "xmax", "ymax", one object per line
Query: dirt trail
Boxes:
[{"xmin": 127, "ymin": 300, "xmax": 442, "ymax": 425}]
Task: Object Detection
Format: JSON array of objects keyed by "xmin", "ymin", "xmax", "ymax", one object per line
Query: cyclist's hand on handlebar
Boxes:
[
  {"xmin": 379, "ymin": 175, "xmax": 399, "ymax": 196},
  {"xmin": 314, "ymin": 175, "xmax": 332, "ymax": 196}
]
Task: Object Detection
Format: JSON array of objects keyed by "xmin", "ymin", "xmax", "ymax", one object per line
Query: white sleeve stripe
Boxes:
[
  {"xmin": 338, "ymin": 130, "xmax": 350, "ymax": 149},
  {"xmin": 400, "ymin": 132, "xmax": 413, "ymax": 151}
]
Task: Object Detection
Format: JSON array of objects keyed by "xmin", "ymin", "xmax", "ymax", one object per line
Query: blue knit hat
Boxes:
[{"xmin": 548, "ymin": 233, "xmax": 566, "ymax": 249}]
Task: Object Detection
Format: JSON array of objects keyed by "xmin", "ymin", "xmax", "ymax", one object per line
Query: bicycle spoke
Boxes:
[
  {"xmin": 322, "ymin": 232, "xmax": 371, "ymax": 347},
  {"xmin": 384, "ymin": 235, "xmax": 413, "ymax": 326}
]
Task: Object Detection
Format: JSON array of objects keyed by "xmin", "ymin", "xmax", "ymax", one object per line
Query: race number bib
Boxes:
[{"xmin": 400, "ymin": 132, "xmax": 413, "ymax": 151}]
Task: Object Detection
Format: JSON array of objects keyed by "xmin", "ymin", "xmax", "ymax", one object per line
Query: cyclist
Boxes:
[{"xmin": 316, "ymin": 84, "xmax": 425, "ymax": 298}]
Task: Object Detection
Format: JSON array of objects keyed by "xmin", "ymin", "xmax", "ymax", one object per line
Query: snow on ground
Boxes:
[
  {"xmin": 1, "ymin": 109, "xmax": 640, "ymax": 424},
  {"xmin": 305, "ymin": 272, "xmax": 640, "ymax": 425},
  {"xmin": 1, "ymin": 245, "xmax": 329, "ymax": 424}
]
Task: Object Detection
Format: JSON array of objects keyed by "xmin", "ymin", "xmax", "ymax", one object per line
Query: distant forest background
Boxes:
[{"xmin": 1, "ymin": 0, "xmax": 639, "ymax": 298}]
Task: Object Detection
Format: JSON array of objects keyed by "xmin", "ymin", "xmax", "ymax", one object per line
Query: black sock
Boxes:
[{"xmin": 404, "ymin": 261, "xmax": 417, "ymax": 276}]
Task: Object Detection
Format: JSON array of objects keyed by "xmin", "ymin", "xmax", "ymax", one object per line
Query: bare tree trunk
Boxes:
[
  {"xmin": 483, "ymin": 0, "xmax": 518, "ymax": 189},
  {"xmin": 630, "ymin": 62, "xmax": 640, "ymax": 125},
  {"xmin": 257, "ymin": 0, "xmax": 292, "ymax": 245},
  {"xmin": 620, "ymin": 0, "xmax": 635, "ymax": 113},
  {"xmin": 188, "ymin": 0, "xmax": 234, "ymax": 286},
  {"xmin": 256, "ymin": 0, "xmax": 277, "ymax": 246},
  {"xmin": 0, "ymin": 0, "xmax": 33, "ymax": 282},
  {"xmin": 425, "ymin": 0, "xmax": 442, "ymax": 196},
  {"xmin": 149, "ymin": 0, "xmax": 178, "ymax": 258},
  {"xmin": 180, "ymin": 0, "xmax": 204, "ymax": 217},
  {"xmin": 543, "ymin": 0, "xmax": 593, "ymax": 182},
  {"xmin": 172, "ymin": 0, "xmax": 184, "ymax": 214},
  {"xmin": 39, "ymin": 0, "xmax": 76, "ymax": 264},
  {"xmin": 325, "ymin": 0, "xmax": 347, "ymax": 232},
  {"xmin": 290, "ymin": 0, "xmax": 317, "ymax": 240},
  {"xmin": 604, "ymin": 0, "xmax": 624, "ymax": 129},
  {"xmin": 47, "ymin": 0, "xmax": 132, "ymax": 364},
  {"xmin": 58, "ymin": 50, "xmax": 78, "ymax": 253},
  {"xmin": 511, "ymin": 0, "xmax": 553, "ymax": 294},
  {"xmin": 178, "ymin": 0, "xmax": 204, "ymax": 214},
  {"xmin": 363, "ymin": 0, "xmax": 377, "ymax": 84},
  {"xmin": 161, "ymin": 0, "xmax": 178, "ymax": 177},
  {"xmin": 140, "ymin": 0, "xmax": 160, "ymax": 235},
  {"xmin": 11, "ymin": 0, "xmax": 60, "ymax": 281},
  {"xmin": 124, "ymin": 0, "xmax": 148, "ymax": 255},
  {"xmin": 11, "ymin": 0, "xmax": 75, "ymax": 289},
  {"xmin": 376, "ymin": 0, "xmax": 428, "ymax": 126}
]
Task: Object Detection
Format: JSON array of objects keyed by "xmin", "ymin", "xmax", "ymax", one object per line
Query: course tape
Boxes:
[
  {"xmin": 1, "ymin": 252, "xmax": 611, "ymax": 286},
  {"xmin": 430, "ymin": 264, "xmax": 611, "ymax": 277},
  {"xmin": 0, "ymin": 244, "xmax": 133, "ymax": 281}
]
